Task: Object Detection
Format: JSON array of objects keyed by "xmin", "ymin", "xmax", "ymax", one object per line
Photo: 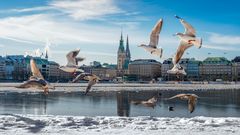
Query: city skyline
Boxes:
[{"xmin": 0, "ymin": 0, "xmax": 240, "ymax": 65}]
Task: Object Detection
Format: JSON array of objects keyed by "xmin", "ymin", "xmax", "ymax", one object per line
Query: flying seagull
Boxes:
[
  {"xmin": 16, "ymin": 59, "xmax": 55, "ymax": 94},
  {"xmin": 138, "ymin": 18, "xmax": 163, "ymax": 58},
  {"xmin": 72, "ymin": 72, "xmax": 100, "ymax": 95},
  {"xmin": 131, "ymin": 93, "xmax": 161, "ymax": 108},
  {"xmin": 168, "ymin": 94, "xmax": 198, "ymax": 113},
  {"xmin": 59, "ymin": 49, "xmax": 85, "ymax": 73},
  {"xmin": 167, "ymin": 15, "xmax": 202, "ymax": 76}
]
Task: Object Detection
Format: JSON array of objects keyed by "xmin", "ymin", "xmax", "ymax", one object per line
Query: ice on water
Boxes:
[{"xmin": 0, "ymin": 114, "xmax": 239, "ymax": 135}]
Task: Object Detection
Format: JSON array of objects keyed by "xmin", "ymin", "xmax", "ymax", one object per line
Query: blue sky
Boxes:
[{"xmin": 0, "ymin": 0, "xmax": 240, "ymax": 65}]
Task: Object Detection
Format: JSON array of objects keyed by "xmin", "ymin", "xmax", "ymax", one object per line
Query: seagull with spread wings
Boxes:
[
  {"xmin": 16, "ymin": 58, "xmax": 55, "ymax": 94},
  {"xmin": 131, "ymin": 93, "xmax": 161, "ymax": 108},
  {"xmin": 167, "ymin": 15, "xmax": 202, "ymax": 76},
  {"xmin": 72, "ymin": 72, "xmax": 100, "ymax": 95},
  {"xmin": 138, "ymin": 19, "xmax": 163, "ymax": 58},
  {"xmin": 59, "ymin": 49, "xmax": 85, "ymax": 73},
  {"xmin": 168, "ymin": 94, "xmax": 198, "ymax": 113}
]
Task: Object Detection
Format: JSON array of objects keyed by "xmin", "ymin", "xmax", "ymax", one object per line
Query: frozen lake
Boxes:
[
  {"xmin": 0, "ymin": 84, "xmax": 240, "ymax": 134},
  {"xmin": 0, "ymin": 88, "xmax": 240, "ymax": 117}
]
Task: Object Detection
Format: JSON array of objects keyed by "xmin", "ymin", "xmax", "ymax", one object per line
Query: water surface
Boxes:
[{"xmin": 0, "ymin": 89, "xmax": 240, "ymax": 117}]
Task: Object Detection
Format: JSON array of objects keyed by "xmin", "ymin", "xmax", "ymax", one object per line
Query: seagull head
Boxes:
[
  {"xmin": 138, "ymin": 44, "xmax": 146, "ymax": 47},
  {"xmin": 175, "ymin": 15, "xmax": 182, "ymax": 19},
  {"xmin": 173, "ymin": 33, "xmax": 183, "ymax": 36}
]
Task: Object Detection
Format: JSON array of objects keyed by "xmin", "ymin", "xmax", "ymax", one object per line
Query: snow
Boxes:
[{"xmin": 0, "ymin": 114, "xmax": 239, "ymax": 135}]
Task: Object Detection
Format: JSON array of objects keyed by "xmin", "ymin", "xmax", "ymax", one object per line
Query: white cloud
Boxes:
[
  {"xmin": 202, "ymin": 44, "xmax": 240, "ymax": 51},
  {"xmin": 50, "ymin": 0, "xmax": 124, "ymax": 20},
  {"xmin": 0, "ymin": 36, "xmax": 36, "ymax": 45},
  {"xmin": 208, "ymin": 33, "xmax": 240, "ymax": 45},
  {"xmin": 10, "ymin": 6, "xmax": 54, "ymax": 13},
  {"xmin": 0, "ymin": 14, "xmax": 123, "ymax": 46}
]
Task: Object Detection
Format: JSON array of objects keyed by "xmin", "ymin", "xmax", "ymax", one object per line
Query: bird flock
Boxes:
[
  {"xmin": 139, "ymin": 15, "xmax": 202, "ymax": 76},
  {"xmin": 15, "ymin": 15, "xmax": 202, "ymax": 113}
]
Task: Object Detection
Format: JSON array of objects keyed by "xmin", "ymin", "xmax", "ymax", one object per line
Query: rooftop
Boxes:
[
  {"xmin": 129, "ymin": 59, "xmax": 161, "ymax": 65},
  {"xmin": 203, "ymin": 57, "xmax": 230, "ymax": 64},
  {"xmin": 232, "ymin": 56, "xmax": 240, "ymax": 62}
]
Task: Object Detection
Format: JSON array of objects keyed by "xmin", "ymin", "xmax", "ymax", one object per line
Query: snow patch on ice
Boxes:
[{"xmin": 0, "ymin": 114, "xmax": 239, "ymax": 135}]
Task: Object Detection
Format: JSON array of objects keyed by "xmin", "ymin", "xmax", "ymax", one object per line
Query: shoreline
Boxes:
[{"xmin": 0, "ymin": 83, "xmax": 240, "ymax": 92}]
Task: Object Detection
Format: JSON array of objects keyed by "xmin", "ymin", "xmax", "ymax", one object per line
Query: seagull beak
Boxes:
[
  {"xmin": 175, "ymin": 15, "xmax": 181, "ymax": 19},
  {"xmin": 138, "ymin": 45, "xmax": 141, "ymax": 47},
  {"xmin": 172, "ymin": 34, "xmax": 177, "ymax": 36}
]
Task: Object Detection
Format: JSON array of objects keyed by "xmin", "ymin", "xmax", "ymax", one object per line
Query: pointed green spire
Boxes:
[
  {"xmin": 118, "ymin": 31, "xmax": 125, "ymax": 53},
  {"xmin": 126, "ymin": 35, "xmax": 131, "ymax": 59}
]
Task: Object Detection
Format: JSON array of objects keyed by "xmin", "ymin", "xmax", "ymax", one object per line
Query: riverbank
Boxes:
[{"xmin": 0, "ymin": 83, "xmax": 240, "ymax": 92}]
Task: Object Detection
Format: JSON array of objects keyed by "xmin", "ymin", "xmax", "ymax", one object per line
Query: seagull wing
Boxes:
[
  {"xmin": 72, "ymin": 73, "xmax": 85, "ymax": 83},
  {"xmin": 147, "ymin": 97, "xmax": 157, "ymax": 103},
  {"xmin": 75, "ymin": 57, "xmax": 85, "ymax": 65},
  {"xmin": 173, "ymin": 41, "xmax": 193, "ymax": 65},
  {"xmin": 180, "ymin": 18, "xmax": 196, "ymax": 37},
  {"xmin": 84, "ymin": 74, "xmax": 100, "ymax": 81},
  {"xmin": 16, "ymin": 79, "xmax": 46, "ymax": 88},
  {"xmin": 16, "ymin": 81, "xmax": 32, "ymax": 88},
  {"xmin": 168, "ymin": 94, "xmax": 187, "ymax": 100},
  {"xmin": 188, "ymin": 97, "xmax": 197, "ymax": 113},
  {"xmin": 149, "ymin": 19, "xmax": 163, "ymax": 48},
  {"xmin": 85, "ymin": 79, "xmax": 96, "ymax": 95},
  {"xmin": 66, "ymin": 49, "xmax": 80, "ymax": 66},
  {"xmin": 30, "ymin": 59, "xmax": 44, "ymax": 80}
]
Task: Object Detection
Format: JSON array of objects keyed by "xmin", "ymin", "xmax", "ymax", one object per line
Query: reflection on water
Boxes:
[{"xmin": 0, "ymin": 89, "xmax": 240, "ymax": 117}]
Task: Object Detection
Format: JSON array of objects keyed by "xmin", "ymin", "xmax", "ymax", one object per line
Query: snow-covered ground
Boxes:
[{"xmin": 0, "ymin": 114, "xmax": 239, "ymax": 135}]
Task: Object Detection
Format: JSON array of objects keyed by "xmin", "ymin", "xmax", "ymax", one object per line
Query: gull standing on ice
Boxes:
[
  {"xmin": 138, "ymin": 19, "xmax": 164, "ymax": 58},
  {"xmin": 16, "ymin": 59, "xmax": 55, "ymax": 94},
  {"xmin": 167, "ymin": 15, "xmax": 202, "ymax": 76},
  {"xmin": 72, "ymin": 73, "xmax": 100, "ymax": 95},
  {"xmin": 59, "ymin": 49, "xmax": 85, "ymax": 73},
  {"xmin": 168, "ymin": 94, "xmax": 198, "ymax": 113}
]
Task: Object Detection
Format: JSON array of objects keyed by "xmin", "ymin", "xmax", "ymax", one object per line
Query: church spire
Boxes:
[
  {"xmin": 45, "ymin": 50, "xmax": 48, "ymax": 59},
  {"xmin": 126, "ymin": 35, "xmax": 131, "ymax": 59},
  {"xmin": 121, "ymin": 30, "xmax": 123, "ymax": 41},
  {"xmin": 118, "ymin": 31, "xmax": 125, "ymax": 53}
]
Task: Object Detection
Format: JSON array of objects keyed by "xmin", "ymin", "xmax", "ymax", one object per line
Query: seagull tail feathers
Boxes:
[
  {"xmin": 132, "ymin": 101, "xmax": 142, "ymax": 105},
  {"xmin": 159, "ymin": 48, "xmax": 163, "ymax": 59}
]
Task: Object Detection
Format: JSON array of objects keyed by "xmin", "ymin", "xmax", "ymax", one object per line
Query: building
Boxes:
[
  {"xmin": 48, "ymin": 61, "xmax": 60, "ymax": 82},
  {"xmin": 91, "ymin": 68, "xmax": 116, "ymax": 81},
  {"xmin": 161, "ymin": 58, "xmax": 173, "ymax": 80},
  {"xmin": 0, "ymin": 56, "xmax": 6, "ymax": 80},
  {"xmin": 6, "ymin": 55, "xmax": 27, "ymax": 81},
  {"xmin": 4, "ymin": 58, "xmax": 14, "ymax": 80},
  {"xmin": 161, "ymin": 58, "xmax": 201, "ymax": 81},
  {"xmin": 128, "ymin": 59, "xmax": 161, "ymax": 81},
  {"xmin": 186, "ymin": 58, "xmax": 201, "ymax": 81},
  {"xmin": 117, "ymin": 33, "xmax": 131, "ymax": 76},
  {"xmin": 199, "ymin": 57, "xmax": 232, "ymax": 81},
  {"xmin": 232, "ymin": 56, "xmax": 240, "ymax": 81}
]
